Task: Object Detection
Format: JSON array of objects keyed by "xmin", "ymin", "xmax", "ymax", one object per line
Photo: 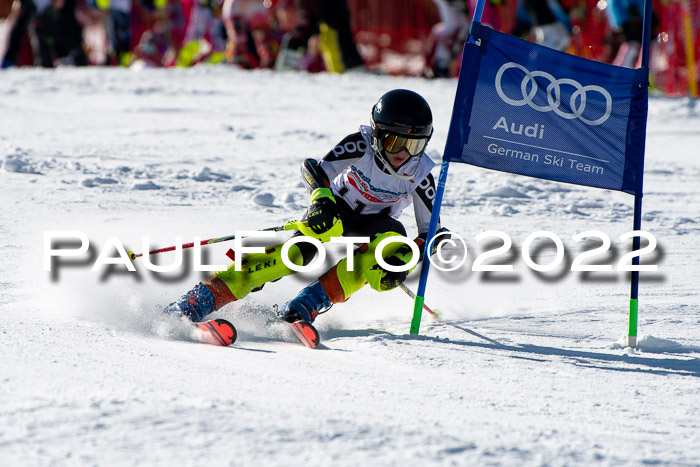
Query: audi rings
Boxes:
[{"xmin": 495, "ymin": 62, "xmax": 613, "ymax": 126}]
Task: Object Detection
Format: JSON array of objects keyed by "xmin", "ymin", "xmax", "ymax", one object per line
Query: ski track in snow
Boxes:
[{"xmin": 1, "ymin": 67, "xmax": 699, "ymax": 466}]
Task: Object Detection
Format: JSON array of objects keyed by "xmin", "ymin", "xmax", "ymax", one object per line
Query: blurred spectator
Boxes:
[
  {"xmin": 276, "ymin": 0, "xmax": 363, "ymax": 73},
  {"xmin": 78, "ymin": 0, "xmax": 132, "ymax": 65},
  {"xmin": 274, "ymin": 0, "xmax": 322, "ymax": 71},
  {"xmin": 221, "ymin": 0, "xmax": 278, "ymax": 68},
  {"xmin": 176, "ymin": 0, "xmax": 226, "ymax": 66},
  {"xmin": 1, "ymin": 0, "xmax": 36, "ymax": 67},
  {"xmin": 35, "ymin": 0, "xmax": 88, "ymax": 66},
  {"xmin": 131, "ymin": 20, "xmax": 173, "ymax": 66},
  {"xmin": 468, "ymin": 0, "xmax": 518, "ymax": 33},
  {"xmin": 520, "ymin": 0, "xmax": 572, "ymax": 51},
  {"xmin": 604, "ymin": 0, "xmax": 654, "ymax": 68},
  {"xmin": 129, "ymin": 0, "xmax": 184, "ymax": 67},
  {"xmin": 106, "ymin": 0, "xmax": 132, "ymax": 65},
  {"xmin": 424, "ymin": 0, "xmax": 470, "ymax": 78}
]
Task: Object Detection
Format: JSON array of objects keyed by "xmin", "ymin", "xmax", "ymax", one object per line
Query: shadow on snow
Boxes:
[{"xmin": 323, "ymin": 324, "xmax": 700, "ymax": 378}]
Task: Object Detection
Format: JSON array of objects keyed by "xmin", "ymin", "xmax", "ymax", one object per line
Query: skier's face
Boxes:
[
  {"xmin": 385, "ymin": 149, "xmax": 411, "ymax": 168},
  {"xmin": 381, "ymin": 133, "xmax": 427, "ymax": 168}
]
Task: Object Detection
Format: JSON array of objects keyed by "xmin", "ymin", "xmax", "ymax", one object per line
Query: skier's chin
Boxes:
[{"xmin": 388, "ymin": 157, "xmax": 408, "ymax": 168}]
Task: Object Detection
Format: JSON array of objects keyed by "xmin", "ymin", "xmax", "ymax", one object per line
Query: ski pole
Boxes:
[
  {"xmin": 128, "ymin": 221, "xmax": 298, "ymax": 261},
  {"xmin": 400, "ymin": 284, "xmax": 505, "ymax": 346},
  {"xmin": 399, "ymin": 284, "xmax": 441, "ymax": 321}
]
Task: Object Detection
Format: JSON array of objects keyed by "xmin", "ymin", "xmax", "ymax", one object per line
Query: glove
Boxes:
[
  {"xmin": 375, "ymin": 244, "xmax": 415, "ymax": 289},
  {"xmin": 307, "ymin": 188, "xmax": 339, "ymax": 235}
]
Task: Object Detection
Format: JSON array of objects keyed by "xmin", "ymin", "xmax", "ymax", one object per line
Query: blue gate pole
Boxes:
[
  {"xmin": 410, "ymin": 0, "xmax": 488, "ymax": 334},
  {"xmin": 628, "ymin": 0, "xmax": 653, "ymax": 348},
  {"xmin": 410, "ymin": 160, "xmax": 450, "ymax": 334}
]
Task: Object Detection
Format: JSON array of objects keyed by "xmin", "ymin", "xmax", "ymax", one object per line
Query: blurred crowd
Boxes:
[
  {"xmin": 0, "ymin": 0, "xmax": 669, "ymax": 77},
  {"xmin": 0, "ymin": 0, "xmax": 368, "ymax": 70}
]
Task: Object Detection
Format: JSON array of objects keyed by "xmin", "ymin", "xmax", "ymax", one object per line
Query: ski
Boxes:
[
  {"xmin": 192, "ymin": 318, "xmax": 237, "ymax": 346},
  {"xmin": 287, "ymin": 320, "xmax": 320, "ymax": 349},
  {"xmin": 272, "ymin": 304, "xmax": 321, "ymax": 348}
]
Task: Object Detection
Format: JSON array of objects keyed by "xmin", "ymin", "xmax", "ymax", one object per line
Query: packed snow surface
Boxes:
[{"xmin": 1, "ymin": 67, "xmax": 699, "ymax": 466}]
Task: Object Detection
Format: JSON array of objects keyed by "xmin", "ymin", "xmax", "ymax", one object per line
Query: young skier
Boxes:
[{"xmin": 164, "ymin": 88, "xmax": 446, "ymax": 325}]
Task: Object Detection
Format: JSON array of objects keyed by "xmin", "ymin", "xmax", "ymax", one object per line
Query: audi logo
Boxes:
[{"xmin": 494, "ymin": 62, "xmax": 613, "ymax": 126}]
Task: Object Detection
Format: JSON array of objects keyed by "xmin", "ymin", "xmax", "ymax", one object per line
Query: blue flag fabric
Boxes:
[{"xmin": 444, "ymin": 25, "xmax": 648, "ymax": 196}]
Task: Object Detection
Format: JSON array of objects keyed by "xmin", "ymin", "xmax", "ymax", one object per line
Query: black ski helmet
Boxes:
[{"xmin": 370, "ymin": 89, "xmax": 433, "ymax": 179}]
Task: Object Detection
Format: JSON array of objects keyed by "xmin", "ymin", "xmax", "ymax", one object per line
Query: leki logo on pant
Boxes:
[{"xmin": 494, "ymin": 62, "xmax": 613, "ymax": 126}]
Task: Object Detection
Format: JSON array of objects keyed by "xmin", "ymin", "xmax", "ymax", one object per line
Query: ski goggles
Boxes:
[{"xmin": 382, "ymin": 133, "xmax": 428, "ymax": 157}]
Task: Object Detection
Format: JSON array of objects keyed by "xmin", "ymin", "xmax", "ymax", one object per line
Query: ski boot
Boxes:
[
  {"xmin": 277, "ymin": 280, "xmax": 332, "ymax": 324},
  {"xmin": 163, "ymin": 283, "xmax": 216, "ymax": 322}
]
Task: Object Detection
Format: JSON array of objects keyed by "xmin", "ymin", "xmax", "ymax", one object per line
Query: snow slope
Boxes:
[{"xmin": 1, "ymin": 67, "xmax": 699, "ymax": 466}]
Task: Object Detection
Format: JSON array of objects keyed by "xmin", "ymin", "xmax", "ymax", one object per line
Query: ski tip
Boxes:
[
  {"xmin": 196, "ymin": 318, "xmax": 237, "ymax": 346},
  {"xmin": 289, "ymin": 321, "xmax": 320, "ymax": 349}
]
